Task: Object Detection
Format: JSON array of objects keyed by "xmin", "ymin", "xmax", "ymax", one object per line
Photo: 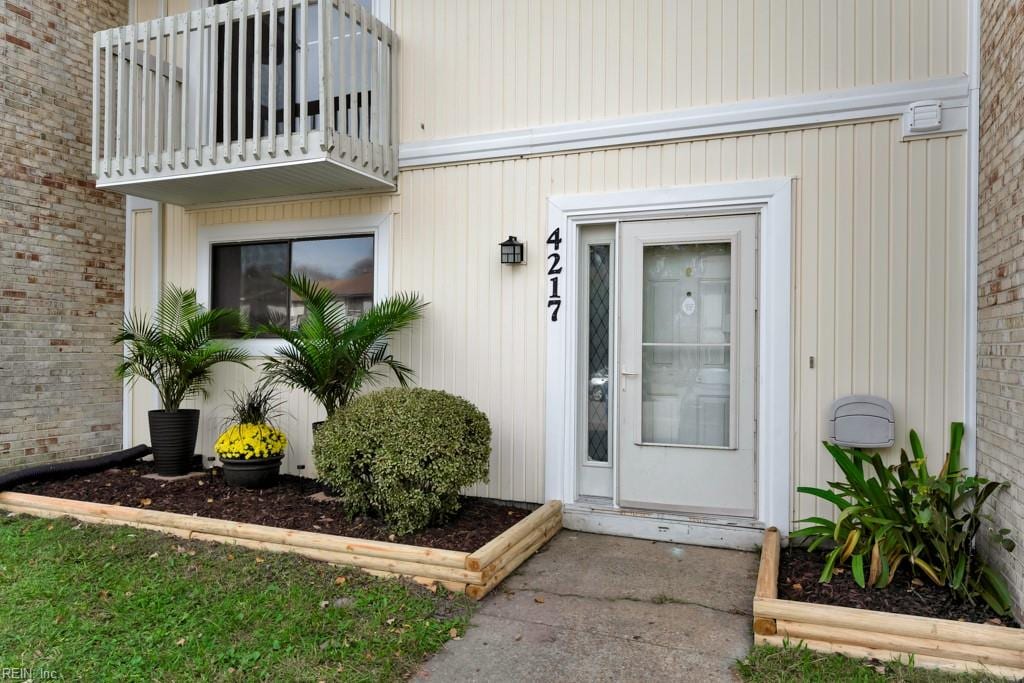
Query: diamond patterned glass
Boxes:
[{"xmin": 587, "ymin": 244, "xmax": 611, "ymax": 463}]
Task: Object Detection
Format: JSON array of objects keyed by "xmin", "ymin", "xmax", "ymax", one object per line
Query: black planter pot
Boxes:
[
  {"xmin": 148, "ymin": 409, "xmax": 200, "ymax": 476},
  {"xmin": 220, "ymin": 454, "xmax": 284, "ymax": 488}
]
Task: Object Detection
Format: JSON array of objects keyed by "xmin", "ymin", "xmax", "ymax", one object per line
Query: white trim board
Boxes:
[
  {"xmin": 963, "ymin": 0, "xmax": 980, "ymax": 474},
  {"xmin": 399, "ymin": 76, "xmax": 969, "ymax": 168},
  {"xmin": 123, "ymin": 195, "xmax": 163, "ymax": 448},
  {"xmin": 545, "ymin": 179, "xmax": 794, "ymax": 541},
  {"xmin": 195, "ymin": 214, "xmax": 392, "ymax": 356}
]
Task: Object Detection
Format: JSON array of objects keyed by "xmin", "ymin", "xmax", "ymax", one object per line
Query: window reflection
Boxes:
[{"xmin": 210, "ymin": 234, "xmax": 374, "ymax": 337}]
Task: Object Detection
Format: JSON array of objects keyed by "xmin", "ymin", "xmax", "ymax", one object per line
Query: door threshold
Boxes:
[{"xmin": 563, "ymin": 501, "xmax": 766, "ymax": 551}]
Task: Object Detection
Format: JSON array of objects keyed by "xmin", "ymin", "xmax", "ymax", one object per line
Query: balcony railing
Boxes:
[{"xmin": 92, "ymin": 0, "xmax": 396, "ymax": 205}]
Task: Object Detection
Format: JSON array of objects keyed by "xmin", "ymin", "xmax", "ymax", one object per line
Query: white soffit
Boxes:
[{"xmin": 399, "ymin": 76, "xmax": 969, "ymax": 168}]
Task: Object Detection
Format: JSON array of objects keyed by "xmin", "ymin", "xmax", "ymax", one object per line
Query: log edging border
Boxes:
[
  {"xmin": 0, "ymin": 492, "xmax": 562, "ymax": 600},
  {"xmin": 752, "ymin": 527, "xmax": 1024, "ymax": 679}
]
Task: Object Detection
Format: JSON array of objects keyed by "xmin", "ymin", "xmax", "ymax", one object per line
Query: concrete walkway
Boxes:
[{"xmin": 416, "ymin": 530, "xmax": 759, "ymax": 683}]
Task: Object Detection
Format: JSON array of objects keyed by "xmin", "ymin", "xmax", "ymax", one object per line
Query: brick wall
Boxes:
[
  {"xmin": 978, "ymin": 0, "xmax": 1024, "ymax": 616},
  {"xmin": 0, "ymin": 0, "xmax": 128, "ymax": 471}
]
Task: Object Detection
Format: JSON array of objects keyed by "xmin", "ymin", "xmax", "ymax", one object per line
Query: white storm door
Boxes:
[{"xmin": 618, "ymin": 215, "xmax": 757, "ymax": 517}]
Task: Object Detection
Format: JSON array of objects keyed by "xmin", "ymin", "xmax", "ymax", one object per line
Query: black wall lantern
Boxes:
[{"xmin": 499, "ymin": 235, "xmax": 525, "ymax": 265}]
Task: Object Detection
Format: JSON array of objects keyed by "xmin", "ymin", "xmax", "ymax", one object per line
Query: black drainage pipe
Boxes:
[{"xmin": 0, "ymin": 445, "xmax": 152, "ymax": 491}]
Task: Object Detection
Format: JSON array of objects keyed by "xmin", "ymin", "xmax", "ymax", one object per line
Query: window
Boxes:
[{"xmin": 210, "ymin": 233, "xmax": 374, "ymax": 335}]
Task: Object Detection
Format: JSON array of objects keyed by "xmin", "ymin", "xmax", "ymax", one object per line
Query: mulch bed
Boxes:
[
  {"xmin": 778, "ymin": 547, "xmax": 1020, "ymax": 628},
  {"xmin": 9, "ymin": 462, "xmax": 530, "ymax": 553}
]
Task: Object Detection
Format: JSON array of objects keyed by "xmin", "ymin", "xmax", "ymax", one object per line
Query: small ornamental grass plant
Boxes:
[
  {"xmin": 215, "ymin": 383, "xmax": 288, "ymax": 461},
  {"xmin": 313, "ymin": 388, "xmax": 491, "ymax": 535}
]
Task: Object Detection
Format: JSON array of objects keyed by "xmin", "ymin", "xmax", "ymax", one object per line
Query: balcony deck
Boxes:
[{"xmin": 92, "ymin": 0, "xmax": 396, "ymax": 206}]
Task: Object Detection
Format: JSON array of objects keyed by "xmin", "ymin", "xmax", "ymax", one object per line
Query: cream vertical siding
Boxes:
[
  {"xmin": 119, "ymin": 0, "xmax": 969, "ymax": 520},
  {"xmin": 141, "ymin": 122, "xmax": 967, "ymax": 518},
  {"xmin": 397, "ymin": 0, "xmax": 968, "ymax": 142},
  {"xmin": 126, "ymin": 207, "xmax": 157, "ymax": 447}
]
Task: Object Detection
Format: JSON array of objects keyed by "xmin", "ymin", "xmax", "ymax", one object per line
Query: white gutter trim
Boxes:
[{"xmin": 399, "ymin": 76, "xmax": 970, "ymax": 168}]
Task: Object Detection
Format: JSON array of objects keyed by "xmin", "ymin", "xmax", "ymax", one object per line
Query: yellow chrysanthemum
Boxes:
[{"xmin": 215, "ymin": 423, "xmax": 288, "ymax": 460}]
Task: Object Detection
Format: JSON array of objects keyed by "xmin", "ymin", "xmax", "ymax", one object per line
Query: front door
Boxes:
[{"xmin": 618, "ymin": 215, "xmax": 757, "ymax": 517}]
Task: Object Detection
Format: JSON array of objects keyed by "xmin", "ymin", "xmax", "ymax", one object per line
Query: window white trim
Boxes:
[
  {"xmin": 196, "ymin": 213, "xmax": 391, "ymax": 355},
  {"xmin": 400, "ymin": 76, "xmax": 969, "ymax": 168},
  {"xmin": 545, "ymin": 179, "xmax": 794, "ymax": 540}
]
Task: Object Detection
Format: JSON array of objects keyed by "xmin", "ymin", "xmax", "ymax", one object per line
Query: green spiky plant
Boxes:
[
  {"xmin": 258, "ymin": 274, "xmax": 427, "ymax": 418},
  {"xmin": 113, "ymin": 284, "xmax": 249, "ymax": 411},
  {"xmin": 794, "ymin": 422, "xmax": 1016, "ymax": 614}
]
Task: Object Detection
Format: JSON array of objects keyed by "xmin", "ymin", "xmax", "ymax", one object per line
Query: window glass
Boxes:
[
  {"xmin": 290, "ymin": 235, "xmax": 374, "ymax": 326},
  {"xmin": 211, "ymin": 241, "xmax": 289, "ymax": 336},
  {"xmin": 640, "ymin": 242, "xmax": 732, "ymax": 447},
  {"xmin": 210, "ymin": 234, "xmax": 374, "ymax": 337}
]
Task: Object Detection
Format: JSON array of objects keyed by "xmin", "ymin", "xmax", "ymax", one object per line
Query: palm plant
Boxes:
[
  {"xmin": 259, "ymin": 274, "xmax": 427, "ymax": 418},
  {"xmin": 114, "ymin": 284, "xmax": 249, "ymax": 411},
  {"xmin": 113, "ymin": 285, "xmax": 249, "ymax": 476}
]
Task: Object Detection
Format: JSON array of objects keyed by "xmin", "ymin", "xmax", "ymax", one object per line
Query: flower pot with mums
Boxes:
[{"xmin": 215, "ymin": 384, "xmax": 288, "ymax": 488}]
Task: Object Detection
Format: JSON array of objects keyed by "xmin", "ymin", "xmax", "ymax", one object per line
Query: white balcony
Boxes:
[{"xmin": 91, "ymin": 0, "xmax": 396, "ymax": 206}]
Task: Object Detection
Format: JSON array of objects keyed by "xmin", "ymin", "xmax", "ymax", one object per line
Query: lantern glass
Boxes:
[{"xmin": 499, "ymin": 236, "xmax": 524, "ymax": 264}]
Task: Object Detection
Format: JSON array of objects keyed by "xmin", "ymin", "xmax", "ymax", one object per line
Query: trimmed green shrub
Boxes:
[{"xmin": 313, "ymin": 388, "xmax": 491, "ymax": 535}]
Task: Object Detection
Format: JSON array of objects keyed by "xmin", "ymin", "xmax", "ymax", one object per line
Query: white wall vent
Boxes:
[{"xmin": 902, "ymin": 100, "xmax": 943, "ymax": 137}]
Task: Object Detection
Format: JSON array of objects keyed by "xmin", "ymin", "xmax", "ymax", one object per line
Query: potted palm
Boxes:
[
  {"xmin": 114, "ymin": 285, "xmax": 248, "ymax": 476},
  {"xmin": 259, "ymin": 274, "xmax": 427, "ymax": 427},
  {"xmin": 215, "ymin": 383, "xmax": 288, "ymax": 488}
]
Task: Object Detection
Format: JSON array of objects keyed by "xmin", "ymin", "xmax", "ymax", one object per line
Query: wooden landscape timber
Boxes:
[
  {"xmin": 752, "ymin": 527, "xmax": 1024, "ymax": 679},
  {"xmin": 0, "ymin": 492, "xmax": 562, "ymax": 599}
]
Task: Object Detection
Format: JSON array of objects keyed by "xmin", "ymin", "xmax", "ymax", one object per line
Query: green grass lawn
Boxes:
[
  {"xmin": 0, "ymin": 514, "xmax": 472, "ymax": 682},
  {"xmin": 737, "ymin": 643, "xmax": 1006, "ymax": 683}
]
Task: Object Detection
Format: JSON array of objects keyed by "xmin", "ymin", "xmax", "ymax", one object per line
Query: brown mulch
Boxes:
[
  {"xmin": 9, "ymin": 462, "xmax": 530, "ymax": 553},
  {"xmin": 778, "ymin": 547, "xmax": 1020, "ymax": 628}
]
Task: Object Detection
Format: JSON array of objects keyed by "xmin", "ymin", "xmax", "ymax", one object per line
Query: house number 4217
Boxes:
[{"xmin": 546, "ymin": 227, "xmax": 563, "ymax": 322}]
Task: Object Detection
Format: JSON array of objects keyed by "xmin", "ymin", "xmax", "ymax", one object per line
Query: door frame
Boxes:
[{"xmin": 545, "ymin": 179, "xmax": 794, "ymax": 540}]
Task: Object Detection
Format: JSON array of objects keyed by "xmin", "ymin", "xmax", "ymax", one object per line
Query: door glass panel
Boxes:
[
  {"xmin": 640, "ymin": 243, "xmax": 732, "ymax": 447},
  {"xmin": 586, "ymin": 244, "xmax": 612, "ymax": 463}
]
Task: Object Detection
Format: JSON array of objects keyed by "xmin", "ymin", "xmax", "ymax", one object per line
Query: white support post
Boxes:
[
  {"xmin": 207, "ymin": 5, "xmax": 218, "ymax": 166},
  {"xmin": 193, "ymin": 6, "xmax": 204, "ymax": 166},
  {"xmin": 222, "ymin": 0, "xmax": 233, "ymax": 162},
  {"xmin": 268, "ymin": 0, "xmax": 278, "ymax": 157},
  {"xmin": 236, "ymin": 0, "xmax": 247, "ymax": 160},
  {"xmin": 252, "ymin": 0, "xmax": 263, "ymax": 159},
  {"xmin": 103, "ymin": 31, "xmax": 114, "ymax": 177},
  {"xmin": 180, "ymin": 12, "xmax": 190, "ymax": 168},
  {"xmin": 167, "ymin": 15, "xmax": 177, "ymax": 169},
  {"xmin": 154, "ymin": 18, "xmax": 163, "ymax": 171},
  {"xmin": 127, "ymin": 24, "xmax": 136, "ymax": 173},
  {"xmin": 299, "ymin": 0, "xmax": 308, "ymax": 153},
  {"xmin": 92, "ymin": 32, "xmax": 101, "ymax": 176},
  {"xmin": 346, "ymin": 0, "xmax": 355, "ymax": 155},
  {"xmin": 317, "ymin": 0, "xmax": 330, "ymax": 150},
  {"xmin": 283, "ymin": 0, "xmax": 292, "ymax": 155},
  {"xmin": 362, "ymin": 3, "xmax": 374, "ymax": 165},
  {"xmin": 115, "ymin": 26, "xmax": 125, "ymax": 176}
]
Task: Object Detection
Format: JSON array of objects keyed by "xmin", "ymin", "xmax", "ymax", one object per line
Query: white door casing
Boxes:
[{"xmin": 545, "ymin": 179, "xmax": 793, "ymax": 543}]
